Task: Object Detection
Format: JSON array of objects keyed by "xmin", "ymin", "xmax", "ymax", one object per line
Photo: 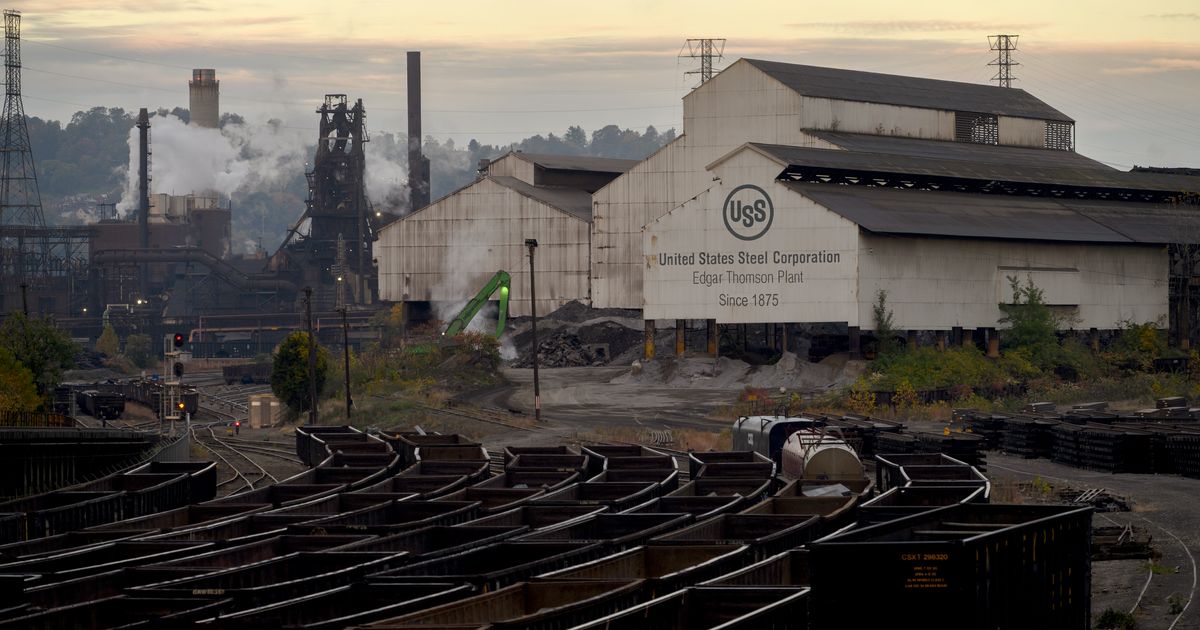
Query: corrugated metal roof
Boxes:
[
  {"xmin": 745, "ymin": 59, "xmax": 1074, "ymax": 122},
  {"xmin": 753, "ymin": 143, "xmax": 1200, "ymax": 194},
  {"xmin": 787, "ymin": 182, "xmax": 1200, "ymax": 244},
  {"xmin": 804, "ymin": 130, "xmax": 1113, "ymax": 171},
  {"xmin": 490, "ymin": 176, "xmax": 593, "ymax": 222},
  {"xmin": 509, "ymin": 152, "xmax": 639, "ymax": 174}
]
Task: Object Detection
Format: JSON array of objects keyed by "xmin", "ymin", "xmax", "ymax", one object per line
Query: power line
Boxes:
[{"xmin": 24, "ymin": 39, "xmax": 192, "ymax": 70}]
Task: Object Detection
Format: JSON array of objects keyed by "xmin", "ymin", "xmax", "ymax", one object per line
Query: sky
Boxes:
[{"xmin": 11, "ymin": 0, "xmax": 1200, "ymax": 169}]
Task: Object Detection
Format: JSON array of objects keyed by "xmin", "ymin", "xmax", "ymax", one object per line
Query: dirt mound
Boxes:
[{"xmin": 611, "ymin": 352, "xmax": 866, "ymax": 391}]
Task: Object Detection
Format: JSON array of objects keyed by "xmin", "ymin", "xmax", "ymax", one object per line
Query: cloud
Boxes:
[
  {"xmin": 1145, "ymin": 13, "xmax": 1200, "ymax": 20},
  {"xmin": 1102, "ymin": 57, "xmax": 1200, "ymax": 75},
  {"xmin": 788, "ymin": 20, "xmax": 1044, "ymax": 34}
]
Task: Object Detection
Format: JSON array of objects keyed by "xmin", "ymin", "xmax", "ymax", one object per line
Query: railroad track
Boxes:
[
  {"xmin": 219, "ymin": 436, "xmax": 304, "ymax": 465},
  {"xmin": 190, "ymin": 424, "xmax": 278, "ymax": 495}
]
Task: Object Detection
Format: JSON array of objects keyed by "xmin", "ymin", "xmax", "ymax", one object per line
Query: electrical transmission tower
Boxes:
[
  {"xmin": 679, "ymin": 38, "xmax": 726, "ymax": 87},
  {"xmin": 988, "ymin": 35, "xmax": 1019, "ymax": 88},
  {"xmin": 0, "ymin": 9, "xmax": 45, "ymax": 285}
]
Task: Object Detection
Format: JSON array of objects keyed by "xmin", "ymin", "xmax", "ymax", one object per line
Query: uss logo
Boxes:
[{"xmin": 722, "ymin": 184, "xmax": 774, "ymax": 241}]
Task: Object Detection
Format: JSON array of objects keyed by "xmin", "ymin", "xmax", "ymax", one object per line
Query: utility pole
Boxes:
[
  {"xmin": 19, "ymin": 282, "xmax": 27, "ymax": 315},
  {"xmin": 988, "ymin": 35, "xmax": 1019, "ymax": 88},
  {"xmin": 304, "ymin": 287, "xmax": 318, "ymax": 426},
  {"xmin": 525, "ymin": 239, "xmax": 541, "ymax": 423},
  {"xmin": 679, "ymin": 38, "xmax": 726, "ymax": 87},
  {"xmin": 340, "ymin": 307, "xmax": 352, "ymax": 421}
]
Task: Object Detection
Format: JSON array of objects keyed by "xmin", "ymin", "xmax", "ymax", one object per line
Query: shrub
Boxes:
[
  {"xmin": 271, "ymin": 332, "xmax": 330, "ymax": 414},
  {"xmin": 998, "ymin": 275, "xmax": 1060, "ymax": 370},
  {"xmin": 872, "ymin": 289, "xmax": 899, "ymax": 356},
  {"xmin": 1094, "ymin": 608, "xmax": 1136, "ymax": 629}
]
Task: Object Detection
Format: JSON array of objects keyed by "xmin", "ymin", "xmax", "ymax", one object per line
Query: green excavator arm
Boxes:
[{"xmin": 443, "ymin": 270, "xmax": 512, "ymax": 337}]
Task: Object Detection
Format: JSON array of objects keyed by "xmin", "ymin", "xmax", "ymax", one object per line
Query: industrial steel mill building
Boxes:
[{"xmin": 376, "ymin": 57, "xmax": 1200, "ymax": 352}]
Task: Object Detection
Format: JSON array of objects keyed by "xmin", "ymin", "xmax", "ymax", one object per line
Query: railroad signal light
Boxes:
[
  {"xmin": 173, "ymin": 362, "xmax": 184, "ymax": 378},
  {"xmin": 173, "ymin": 333, "xmax": 185, "ymax": 349},
  {"xmin": 177, "ymin": 401, "xmax": 185, "ymax": 410}
]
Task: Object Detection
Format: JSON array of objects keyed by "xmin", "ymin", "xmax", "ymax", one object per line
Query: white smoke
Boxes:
[
  {"xmin": 116, "ymin": 114, "xmax": 310, "ymax": 216},
  {"xmin": 433, "ymin": 217, "xmax": 505, "ymax": 336},
  {"xmin": 364, "ymin": 140, "xmax": 408, "ymax": 212}
]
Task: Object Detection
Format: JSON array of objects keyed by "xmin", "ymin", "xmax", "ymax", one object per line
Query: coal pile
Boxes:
[
  {"xmin": 508, "ymin": 301, "xmax": 644, "ymax": 367},
  {"xmin": 512, "ymin": 333, "xmax": 606, "ymax": 368}
]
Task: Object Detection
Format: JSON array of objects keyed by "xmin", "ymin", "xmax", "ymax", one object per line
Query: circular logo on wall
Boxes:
[{"xmin": 722, "ymin": 184, "xmax": 774, "ymax": 241}]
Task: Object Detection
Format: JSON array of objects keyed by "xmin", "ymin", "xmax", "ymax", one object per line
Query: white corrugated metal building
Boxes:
[
  {"xmin": 375, "ymin": 152, "xmax": 635, "ymax": 317},
  {"xmin": 376, "ymin": 57, "xmax": 1199, "ymax": 354},
  {"xmin": 592, "ymin": 58, "xmax": 1086, "ymax": 310},
  {"xmin": 642, "ymin": 141, "xmax": 1197, "ymax": 347}
]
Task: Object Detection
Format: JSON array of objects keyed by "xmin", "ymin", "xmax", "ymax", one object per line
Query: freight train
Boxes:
[
  {"xmin": 222, "ymin": 363, "xmax": 271, "ymax": 385},
  {"xmin": 74, "ymin": 390, "xmax": 125, "ymax": 421}
]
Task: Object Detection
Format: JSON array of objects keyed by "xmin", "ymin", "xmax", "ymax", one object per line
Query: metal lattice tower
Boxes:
[
  {"xmin": 679, "ymin": 38, "xmax": 726, "ymax": 87},
  {"xmin": 0, "ymin": 9, "xmax": 46, "ymax": 282},
  {"xmin": 988, "ymin": 35, "xmax": 1019, "ymax": 88}
]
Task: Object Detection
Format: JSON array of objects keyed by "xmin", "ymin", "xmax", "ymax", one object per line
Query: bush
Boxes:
[
  {"xmin": 872, "ymin": 289, "xmax": 899, "ymax": 356},
  {"xmin": 873, "ymin": 346, "xmax": 1007, "ymax": 391},
  {"xmin": 998, "ymin": 275, "xmax": 1060, "ymax": 370},
  {"xmin": 124, "ymin": 334, "xmax": 153, "ymax": 369},
  {"xmin": 96, "ymin": 324, "xmax": 119, "ymax": 357},
  {"xmin": 1105, "ymin": 320, "xmax": 1168, "ymax": 371},
  {"xmin": 0, "ymin": 346, "xmax": 40, "ymax": 413},
  {"xmin": 271, "ymin": 332, "xmax": 330, "ymax": 414},
  {"xmin": 1095, "ymin": 608, "xmax": 1136, "ymax": 629}
]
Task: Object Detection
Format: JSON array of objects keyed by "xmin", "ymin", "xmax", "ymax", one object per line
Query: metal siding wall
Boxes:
[
  {"xmin": 798, "ymin": 97, "xmax": 955, "ymax": 140},
  {"xmin": 857, "ymin": 234, "xmax": 1168, "ymax": 330},
  {"xmin": 594, "ymin": 60, "xmax": 809, "ymax": 310},
  {"xmin": 484, "ymin": 155, "xmax": 536, "ymax": 183},
  {"xmin": 998, "ymin": 116, "xmax": 1048, "ymax": 148},
  {"xmin": 643, "ymin": 150, "xmax": 860, "ymax": 323},
  {"xmin": 376, "ymin": 178, "xmax": 591, "ymax": 317}
]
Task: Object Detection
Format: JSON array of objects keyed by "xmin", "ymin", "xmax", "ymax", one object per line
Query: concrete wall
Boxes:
[
  {"xmin": 856, "ymin": 234, "xmax": 1168, "ymax": 330},
  {"xmin": 643, "ymin": 150, "xmax": 860, "ymax": 323},
  {"xmin": 376, "ymin": 177, "xmax": 591, "ymax": 317}
]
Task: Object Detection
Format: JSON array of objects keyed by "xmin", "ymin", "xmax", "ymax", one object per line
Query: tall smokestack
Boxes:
[
  {"xmin": 137, "ymin": 107, "xmax": 151, "ymax": 296},
  {"xmin": 189, "ymin": 68, "xmax": 219, "ymax": 128},
  {"xmin": 406, "ymin": 51, "xmax": 430, "ymax": 212}
]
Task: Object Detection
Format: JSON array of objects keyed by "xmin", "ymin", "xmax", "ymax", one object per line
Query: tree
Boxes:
[
  {"xmin": 872, "ymin": 289, "xmax": 899, "ymax": 356},
  {"xmin": 96, "ymin": 324, "xmax": 119, "ymax": 357},
  {"xmin": 0, "ymin": 346, "xmax": 39, "ymax": 413},
  {"xmin": 270, "ymin": 332, "xmax": 330, "ymax": 414},
  {"xmin": 124, "ymin": 334, "xmax": 153, "ymax": 369},
  {"xmin": 998, "ymin": 275, "xmax": 1060, "ymax": 368},
  {"xmin": 0, "ymin": 313, "xmax": 77, "ymax": 403}
]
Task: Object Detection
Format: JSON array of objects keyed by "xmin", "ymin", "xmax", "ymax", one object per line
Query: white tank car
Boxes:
[{"xmin": 780, "ymin": 429, "xmax": 864, "ymax": 481}]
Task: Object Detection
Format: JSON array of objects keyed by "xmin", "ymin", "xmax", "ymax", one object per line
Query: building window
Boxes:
[
  {"xmin": 954, "ymin": 111, "xmax": 998, "ymax": 145},
  {"xmin": 1045, "ymin": 121, "xmax": 1074, "ymax": 151}
]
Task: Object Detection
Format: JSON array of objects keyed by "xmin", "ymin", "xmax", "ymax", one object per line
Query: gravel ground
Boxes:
[{"xmin": 988, "ymin": 453, "xmax": 1199, "ymax": 630}]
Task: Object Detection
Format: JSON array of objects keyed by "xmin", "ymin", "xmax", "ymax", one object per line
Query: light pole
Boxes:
[{"xmin": 525, "ymin": 239, "xmax": 541, "ymax": 423}]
